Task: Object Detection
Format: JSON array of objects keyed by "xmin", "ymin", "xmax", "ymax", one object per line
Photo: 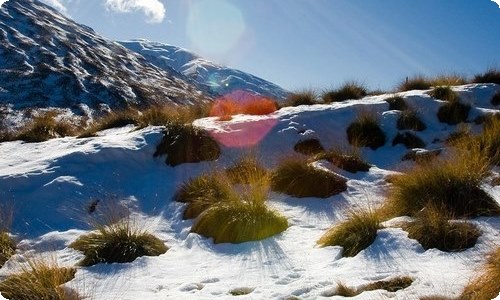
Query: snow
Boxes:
[{"xmin": 0, "ymin": 84, "xmax": 499, "ymax": 299}]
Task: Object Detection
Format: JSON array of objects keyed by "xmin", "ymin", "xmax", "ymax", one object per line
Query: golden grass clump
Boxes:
[
  {"xmin": 78, "ymin": 109, "xmax": 141, "ymax": 138},
  {"xmin": 460, "ymin": 247, "xmax": 500, "ymax": 300},
  {"xmin": 383, "ymin": 153, "xmax": 499, "ymax": 218},
  {"xmin": 70, "ymin": 218, "xmax": 167, "ymax": 266},
  {"xmin": 293, "ymin": 138, "xmax": 325, "ymax": 156},
  {"xmin": 333, "ymin": 276, "xmax": 413, "ymax": 297},
  {"xmin": 404, "ymin": 205, "xmax": 481, "ymax": 252},
  {"xmin": 154, "ymin": 122, "xmax": 220, "ymax": 166},
  {"xmin": 0, "ymin": 258, "xmax": 78, "ymax": 300},
  {"xmin": 398, "ymin": 75, "xmax": 432, "ymax": 92},
  {"xmin": 314, "ymin": 148, "xmax": 371, "ymax": 173},
  {"xmin": 437, "ymin": 100, "xmax": 471, "ymax": 125},
  {"xmin": 318, "ymin": 209, "xmax": 381, "ymax": 257},
  {"xmin": 271, "ymin": 158, "xmax": 347, "ymax": 198},
  {"xmin": 225, "ymin": 155, "xmax": 269, "ymax": 185},
  {"xmin": 284, "ymin": 89, "xmax": 318, "ymax": 107},
  {"xmin": 0, "ymin": 232, "xmax": 15, "ymax": 267},
  {"xmin": 346, "ymin": 112, "xmax": 386, "ymax": 150},
  {"xmin": 473, "ymin": 68, "xmax": 500, "ymax": 85},
  {"xmin": 386, "ymin": 95, "xmax": 408, "ymax": 111},
  {"xmin": 431, "ymin": 74, "xmax": 467, "ymax": 86},
  {"xmin": 427, "ymin": 86, "xmax": 459, "ymax": 102},
  {"xmin": 17, "ymin": 112, "xmax": 76, "ymax": 142},
  {"xmin": 322, "ymin": 81, "xmax": 367, "ymax": 103},
  {"xmin": 397, "ymin": 109, "xmax": 427, "ymax": 131}
]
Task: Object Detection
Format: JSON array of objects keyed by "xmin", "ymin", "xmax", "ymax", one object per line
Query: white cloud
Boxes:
[
  {"xmin": 492, "ymin": 0, "xmax": 500, "ymax": 8},
  {"xmin": 104, "ymin": 0, "xmax": 166, "ymax": 23},
  {"xmin": 40, "ymin": 0, "xmax": 68, "ymax": 14}
]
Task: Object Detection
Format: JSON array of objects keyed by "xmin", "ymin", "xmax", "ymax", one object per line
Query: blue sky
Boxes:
[{"xmin": 34, "ymin": 0, "xmax": 500, "ymax": 91}]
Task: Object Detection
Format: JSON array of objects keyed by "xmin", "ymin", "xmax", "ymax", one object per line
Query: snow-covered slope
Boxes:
[
  {"xmin": 0, "ymin": 84, "xmax": 498, "ymax": 299},
  {"xmin": 0, "ymin": 0, "xmax": 207, "ymax": 126},
  {"xmin": 120, "ymin": 40, "xmax": 290, "ymax": 102}
]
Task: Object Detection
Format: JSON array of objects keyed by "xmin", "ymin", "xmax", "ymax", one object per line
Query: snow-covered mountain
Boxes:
[
  {"xmin": 119, "ymin": 40, "xmax": 290, "ymax": 101},
  {"xmin": 0, "ymin": 0, "xmax": 207, "ymax": 125}
]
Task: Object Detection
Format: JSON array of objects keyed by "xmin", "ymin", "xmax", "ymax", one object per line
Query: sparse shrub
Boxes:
[
  {"xmin": 437, "ymin": 101, "xmax": 470, "ymax": 125},
  {"xmin": 293, "ymin": 138, "xmax": 325, "ymax": 155},
  {"xmin": 386, "ymin": 95, "xmax": 408, "ymax": 111},
  {"xmin": 460, "ymin": 247, "xmax": 500, "ymax": 300},
  {"xmin": 315, "ymin": 149, "xmax": 371, "ymax": 173},
  {"xmin": 322, "ymin": 82, "xmax": 367, "ymax": 103},
  {"xmin": 404, "ymin": 205, "xmax": 481, "ymax": 252},
  {"xmin": 0, "ymin": 259, "xmax": 78, "ymax": 300},
  {"xmin": 392, "ymin": 132, "xmax": 426, "ymax": 149},
  {"xmin": 225, "ymin": 155, "xmax": 269, "ymax": 185},
  {"xmin": 70, "ymin": 218, "xmax": 167, "ymax": 266},
  {"xmin": 154, "ymin": 123, "xmax": 220, "ymax": 166},
  {"xmin": 397, "ymin": 110, "xmax": 426, "ymax": 131},
  {"xmin": 427, "ymin": 86, "xmax": 459, "ymax": 102},
  {"xmin": 473, "ymin": 68, "xmax": 500, "ymax": 84},
  {"xmin": 284, "ymin": 90, "xmax": 318, "ymax": 107},
  {"xmin": 174, "ymin": 173, "xmax": 234, "ymax": 219},
  {"xmin": 318, "ymin": 209, "xmax": 380, "ymax": 257},
  {"xmin": 78, "ymin": 109, "xmax": 140, "ymax": 138},
  {"xmin": 431, "ymin": 74, "xmax": 467, "ymax": 86},
  {"xmin": 398, "ymin": 75, "xmax": 431, "ymax": 92},
  {"xmin": 346, "ymin": 113, "xmax": 386, "ymax": 150},
  {"xmin": 271, "ymin": 158, "xmax": 347, "ymax": 198},
  {"xmin": 17, "ymin": 112, "xmax": 75, "ymax": 142},
  {"xmin": 492, "ymin": 91, "xmax": 500, "ymax": 106},
  {"xmin": 384, "ymin": 155, "xmax": 499, "ymax": 218},
  {"xmin": 0, "ymin": 232, "xmax": 15, "ymax": 267}
]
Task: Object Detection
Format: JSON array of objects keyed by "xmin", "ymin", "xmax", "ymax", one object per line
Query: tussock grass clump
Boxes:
[
  {"xmin": 334, "ymin": 276, "xmax": 414, "ymax": 297},
  {"xmin": 78, "ymin": 109, "xmax": 141, "ymax": 138},
  {"xmin": 427, "ymin": 86, "xmax": 459, "ymax": 102},
  {"xmin": 437, "ymin": 100, "xmax": 471, "ymax": 125},
  {"xmin": 404, "ymin": 205, "xmax": 481, "ymax": 252},
  {"xmin": 17, "ymin": 112, "xmax": 75, "ymax": 142},
  {"xmin": 384, "ymin": 155, "xmax": 499, "ymax": 218},
  {"xmin": 293, "ymin": 138, "xmax": 325, "ymax": 155},
  {"xmin": 346, "ymin": 112, "xmax": 386, "ymax": 150},
  {"xmin": 0, "ymin": 232, "xmax": 15, "ymax": 267},
  {"xmin": 210, "ymin": 98, "xmax": 277, "ymax": 120},
  {"xmin": 492, "ymin": 91, "xmax": 500, "ymax": 106},
  {"xmin": 392, "ymin": 132, "xmax": 426, "ymax": 149},
  {"xmin": 318, "ymin": 209, "xmax": 381, "ymax": 257},
  {"xmin": 473, "ymin": 114, "xmax": 500, "ymax": 165},
  {"xmin": 398, "ymin": 75, "xmax": 432, "ymax": 92},
  {"xmin": 402, "ymin": 149, "xmax": 441, "ymax": 164},
  {"xmin": 315, "ymin": 149, "xmax": 371, "ymax": 173},
  {"xmin": 334, "ymin": 282, "xmax": 358, "ymax": 297},
  {"xmin": 271, "ymin": 158, "xmax": 347, "ymax": 198},
  {"xmin": 284, "ymin": 90, "xmax": 318, "ymax": 107},
  {"xmin": 431, "ymin": 74, "xmax": 467, "ymax": 86},
  {"xmin": 461, "ymin": 247, "xmax": 500, "ymax": 300},
  {"xmin": 473, "ymin": 68, "xmax": 500, "ymax": 84},
  {"xmin": 225, "ymin": 155, "xmax": 269, "ymax": 185},
  {"xmin": 174, "ymin": 173, "xmax": 233, "ymax": 219},
  {"xmin": 70, "ymin": 218, "xmax": 167, "ymax": 266},
  {"xmin": 0, "ymin": 259, "xmax": 78, "ymax": 300},
  {"xmin": 386, "ymin": 95, "xmax": 408, "ymax": 111},
  {"xmin": 322, "ymin": 82, "xmax": 367, "ymax": 103},
  {"xmin": 154, "ymin": 123, "xmax": 220, "ymax": 166},
  {"xmin": 229, "ymin": 287, "xmax": 255, "ymax": 296},
  {"xmin": 397, "ymin": 110, "xmax": 427, "ymax": 131}
]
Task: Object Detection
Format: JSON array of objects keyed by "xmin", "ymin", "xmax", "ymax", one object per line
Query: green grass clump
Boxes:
[
  {"xmin": 492, "ymin": 91, "xmax": 500, "ymax": 106},
  {"xmin": 427, "ymin": 86, "xmax": 459, "ymax": 102},
  {"xmin": 398, "ymin": 75, "xmax": 431, "ymax": 92},
  {"xmin": 17, "ymin": 112, "xmax": 75, "ymax": 142},
  {"xmin": 284, "ymin": 90, "xmax": 318, "ymax": 107},
  {"xmin": 314, "ymin": 149, "xmax": 371, "ymax": 173},
  {"xmin": 318, "ymin": 209, "xmax": 381, "ymax": 257},
  {"xmin": 322, "ymin": 82, "xmax": 367, "ymax": 103},
  {"xmin": 460, "ymin": 247, "xmax": 500, "ymax": 300},
  {"xmin": 437, "ymin": 100, "xmax": 470, "ymax": 125},
  {"xmin": 404, "ymin": 205, "xmax": 481, "ymax": 252},
  {"xmin": 175, "ymin": 173, "xmax": 234, "ymax": 219},
  {"xmin": 0, "ymin": 259, "xmax": 78, "ymax": 300},
  {"xmin": 293, "ymin": 138, "xmax": 325, "ymax": 155},
  {"xmin": 0, "ymin": 232, "xmax": 15, "ymax": 267},
  {"xmin": 473, "ymin": 68, "xmax": 500, "ymax": 84},
  {"xmin": 397, "ymin": 110, "xmax": 427, "ymax": 131},
  {"xmin": 271, "ymin": 158, "xmax": 347, "ymax": 198},
  {"xmin": 225, "ymin": 155, "xmax": 269, "ymax": 185},
  {"xmin": 386, "ymin": 95, "xmax": 408, "ymax": 111},
  {"xmin": 154, "ymin": 123, "xmax": 220, "ymax": 166},
  {"xmin": 346, "ymin": 113, "xmax": 386, "ymax": 150},
  {"xmin": 392, "ymin": 132, "xmax": 426, "ymax": 149},
  {"xmin": 384, "ymin": 155, "xmax": 499, "ymax": 218},
  {"xmin": 70, "ymin": 218, "xmax": 167, "ymax": 266}
]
